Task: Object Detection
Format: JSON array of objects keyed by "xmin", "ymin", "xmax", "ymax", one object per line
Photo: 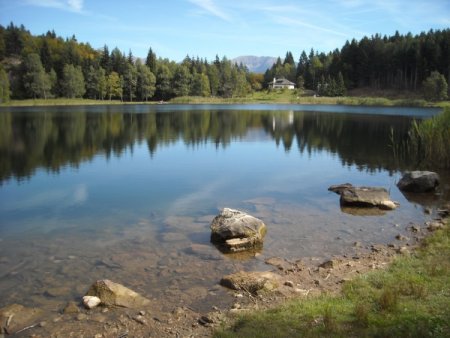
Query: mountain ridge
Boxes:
[{"xmin": 232, "ymin": 55, "xmax": 277, "ymax": 73}]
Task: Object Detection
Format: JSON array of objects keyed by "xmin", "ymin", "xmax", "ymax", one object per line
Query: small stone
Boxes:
[
  {"xmin": 133, "ymin": 315, "xmax": 146, "ymax": 325},
  {"xmin": 139, "ymin": 310, "xmax": 146, "ymax": 316},
  {"xmin": 63, "ymin": 301, "xmax": 80, "ymax": 314},
  {"xmin": 232, "ymin": 303, "xmax": 241, "ymax": 309},
  {"xmin": 198, "ymin": 315, "xmax": 213, "ymax": 326},
  {"xmin": 235, "ymin": 293, "xmax": 243, "ymax": 298},
  {"xmin": 319, "ymin": 260, "xmax": 337, "ymax": 269},
  {"xmin": 395, "ymin": 234, "xmax": 408, "ymax": 241},
  {"xmin": 76, "ymin": 313, "xmax": 87, "ymax": 321},
  {"xmin": 83, "ymin": 295, "xmax": 101, "ymax": 309},
  {"xmin": 353, "ymin": 241, "xmax": 362, "ymax": 248},
  {"xmin": 397, "ymin": 247, "xmax": 410, "ymax": 255},
  {"xmin": 411, "ymin": 225, "xmax": 420, "ymax": 233},
  {"xmin": 284, "ymin": 281, "xmax": 295, "ymax": 288},
  {"xmin": 427, "ymin": 221, "xmax": 444, "ymax": 232},
  {"xmin": 424, "ymin": 207, "xmax": 432, "ymax": 214},
  {"xmin": 39, "ymin": 321, "xmax": 47, "ymax": 327}
]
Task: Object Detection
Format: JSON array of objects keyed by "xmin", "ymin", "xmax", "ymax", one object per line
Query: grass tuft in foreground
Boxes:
[{"xmin": 215, "ymin": 222, "xmax": 450, "ymax": 337}]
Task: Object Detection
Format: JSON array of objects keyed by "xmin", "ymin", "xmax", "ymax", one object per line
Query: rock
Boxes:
[
  {"xmin": 76, "ymin": 313, "xmax": 87, "ymax": 321},
  {"xmin": 397, "ymin": 171, "xmax": 440, "ymax": 193},
  {"xmin": 82, "ymin": 295, "xmax": 101, "ymax": 309},
  {"xmin": 0, "ymin": 304, "xmax": 43, "ymax": 334},
  {"xmin": 329, "ymin": 184, "xmax": 398, "ymax": 210},
  {"xmin": 63, "ymin": 301, "xmax": 80, "ymax": 314},
  {"xmin": 265, "ymin": 257, "xmax": 294, "ymax": 272},
  {"xmin": 220, "ymin": 271, "xmax": 280, "ymax": 294},
  {"xmin": 427, "ymin": 221, "xmax": 444, "ymax": 232},
  {"xmin": 210, "ymin": 208, "xmax": 267, "ymax": 253},
  {"xmin": 319, "ymin": 259, "xmax": 340, "ymax": 269},
  {"xmin": 395, "ymin": 234, "xmax": 409, "ymax": 241},
  {"xmin": 85, "ymin": 280, "xmax": 151, "ymax": 308},
  {"xmin": 284, "ymin": 281, "xmax": 295, "ymax": 288}
]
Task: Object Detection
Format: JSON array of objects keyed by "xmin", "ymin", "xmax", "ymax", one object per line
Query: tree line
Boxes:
[
  {"xmin": 264, "ymin": 29, "xmax": 449, "ymax": 99},
  {"xmin": 0, "ymin": 23, "xmax": 251, "ymax": 102},
  {"xmin": 0, "ymin": 23, "xmax": 449, "ymax": 102}
]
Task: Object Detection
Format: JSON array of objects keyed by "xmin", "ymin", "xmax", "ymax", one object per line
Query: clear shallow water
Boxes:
[{"xmin": 0, "ymin": 104, "xmax": 445, "ymax": 312}]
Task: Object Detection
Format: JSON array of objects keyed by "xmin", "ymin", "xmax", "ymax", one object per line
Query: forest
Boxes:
[{"xmin": 0, "ymin": 23, "xmax": 448, "ymax": 102}]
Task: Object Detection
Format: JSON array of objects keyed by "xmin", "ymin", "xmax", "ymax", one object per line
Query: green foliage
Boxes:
[
  {"xmin": 422, "ymin": 71, "xmax": 448, "ymax": 101},
  {"xmin": 172, "ymin": 65, "xmax": 191, "ymax": 97},
  {"xmin": 406, "ymin": 107, "xmax": 450, "ymax": 168},
  {"xmin": 216, "ymin": 222, "xmax": 450, "ymax": 337},
  {"xmin": 0, "ymin": 66, "xmax": 10, "ymax": 103},
  {"xmin": 106, "ymin": 71, "xmax": 122, "ymax": 100},
  {"xmin": 136, "ymin": 63, "xmax": 156, "ymax": 101},
  {"xmin": 22, "ymin": 53, "xmax": 51, "ymax": 99},
  {"xmin": 61, "ymin": 64, "xmax": 85, "ymax": 98}
]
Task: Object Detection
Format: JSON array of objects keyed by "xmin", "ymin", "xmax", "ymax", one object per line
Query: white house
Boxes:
[{"xmin": 269, "ymin": 78, "xmax": 295, "ymax": 90}]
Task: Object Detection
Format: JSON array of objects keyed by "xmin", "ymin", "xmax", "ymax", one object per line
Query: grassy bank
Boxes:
[
  {"xmin": 170, "ymin": 90, "xmax": 447, "ymax": 107},
  {"xmin": 2, "ymin": 92, "xmax": 447, "ymax": 108},
  {"xmin": 215, "ymin": 221, "xmax": 450, "ymax": 337}
]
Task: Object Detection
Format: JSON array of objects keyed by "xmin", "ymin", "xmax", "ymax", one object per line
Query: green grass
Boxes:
[
  {"xmin": 408, "ymin": 107, "xmax": 450, "ymax": 168},
  {"xmin": 170, "ymin": 90, "xmax": 442, "ymax": 107},
  {"xmin": 215, "ymin": 222, "xmax": 450, "ymax": 337},
  {"xmin": 2, "ymin": 91, "xmax": 447, "ymax": 107}
]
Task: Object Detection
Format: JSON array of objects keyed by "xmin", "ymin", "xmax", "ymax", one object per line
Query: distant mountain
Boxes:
[{"xmin": 232, "ymin": 56, "xmax": 277, "ymax": 73}]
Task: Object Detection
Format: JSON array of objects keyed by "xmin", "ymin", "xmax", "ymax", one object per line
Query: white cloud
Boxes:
[
  {"xmin": 24, "ymin": 0, "xmax": 84, "ymax": 13},
  {"xmin": 188, "ymin": 0, "xmax": 231, "ymax": 21}
]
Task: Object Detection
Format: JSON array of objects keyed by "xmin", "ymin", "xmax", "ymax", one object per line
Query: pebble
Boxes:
[
  {"xmin": 232, "ymin": 303, "xmax": 240, "ymax": 309},
  {"xmin": 76, "ymin": 313, "xmax": 87, "ymax": 321},
  {"xmin": 133, "ymin": 315, "xmax": 147, "ymax": 325},
  {"xmin": 395, "ymin": 234, "xmax": 408, "ymax": 241},
  {"xmin": 284, "ymin": 281, "xmax": 295, "ymax": 288}
]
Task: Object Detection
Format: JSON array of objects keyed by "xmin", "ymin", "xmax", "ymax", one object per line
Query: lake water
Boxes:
[{"xmin": 0, "ymin": 104, "xmax": 445, "ymax": 312}]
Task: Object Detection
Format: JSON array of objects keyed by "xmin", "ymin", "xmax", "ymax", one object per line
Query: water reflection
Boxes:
[{"xmin": 0, "ymin": 108, "xmax": 419, "ymax": 183}]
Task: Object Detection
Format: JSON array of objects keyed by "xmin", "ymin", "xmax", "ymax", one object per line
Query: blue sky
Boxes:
[{"xmin": 1, "ymin": 0, "xmax": 449, "ymax": 61}]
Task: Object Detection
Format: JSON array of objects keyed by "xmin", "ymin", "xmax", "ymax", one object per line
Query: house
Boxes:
[{"xmin": 269, "ymin": 78, "xmax": 295, "ymax": 90}]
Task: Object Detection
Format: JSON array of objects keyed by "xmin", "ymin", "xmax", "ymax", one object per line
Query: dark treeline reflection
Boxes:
[{"xmin": 0, "ymin": 109, "xmax": 414, "ymax": 182}]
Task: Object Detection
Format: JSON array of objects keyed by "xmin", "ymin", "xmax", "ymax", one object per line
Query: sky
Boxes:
[{"xmin": 1, "ymin": 0, "xmax": 449, "ymax": 62}]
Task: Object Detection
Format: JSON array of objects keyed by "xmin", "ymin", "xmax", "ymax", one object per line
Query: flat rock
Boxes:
[
  {"xmin": 397, "ymin": 171, "xmax": 439, "ymax": 193},
  {"xmin": 220, "ymin": 271, "xmax": 280, "ymax": 294},
  {"xmin": 329, "ymin": 184, "xmax": 398, "ymax": 210},
  {"xmin": 0, "ymin": 303, "xmax": 43, "ymax": 334},
  {"xmin": 210, "ymin": 208, "xmax": 267, "ymax": 253},
  {"xmin": 85, "ymin": 280, "xmax": 151, "ymax": 308}
]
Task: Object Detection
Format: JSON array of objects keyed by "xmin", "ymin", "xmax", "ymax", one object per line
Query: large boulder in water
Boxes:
[
  {"xmin": 397, "ymin": 171, "xmax": 439, "ymax": 193},
  {"xmin": 210, "ymin": 208, "xmax": 267, "ymax": 253},
  {"xmin": 329, "ymin": 184, "xmax": 398, "ymax": 210},
  {"xmin": 85, "ymin": 279, "xmax": 150, "ymax": 308}
]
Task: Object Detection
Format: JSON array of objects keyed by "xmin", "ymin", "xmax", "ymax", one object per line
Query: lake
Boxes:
[{"xmin": 0, "ymin": 104, "xmax": 445, "ymax": 312}]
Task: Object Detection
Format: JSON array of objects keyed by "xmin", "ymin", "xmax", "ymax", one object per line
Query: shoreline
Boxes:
[
  {"xmin": 1, "ymin": 95, "xmax": 448, "ymax": 109},
  {"xmin": 0, "ymin": 209, "xmax": 447, "ymax": 337}
]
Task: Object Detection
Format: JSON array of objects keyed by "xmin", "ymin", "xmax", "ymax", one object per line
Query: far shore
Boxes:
[{"xmin": 1, "ymin": 92, "xmax": 449, "ymax": 109}]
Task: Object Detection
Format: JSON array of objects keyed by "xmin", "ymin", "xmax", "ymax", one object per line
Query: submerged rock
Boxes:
[
  {"xmin": 210, "ymin": 208, "xmax": 267, "ymax": 253},
  {"xmin": 329, "ymin": 184, "xmax": 398, "ymax": 210},
  {"xmin": 85, "ymin": 280, "xmax": 150, "ymax": 308},
  {"xmin": 397, "ymin": 171, "xmax": 440, "ymax": 193},
  {"xmin": 220, "ymin": 271, "xmax": 280, "ymax": 294}
]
